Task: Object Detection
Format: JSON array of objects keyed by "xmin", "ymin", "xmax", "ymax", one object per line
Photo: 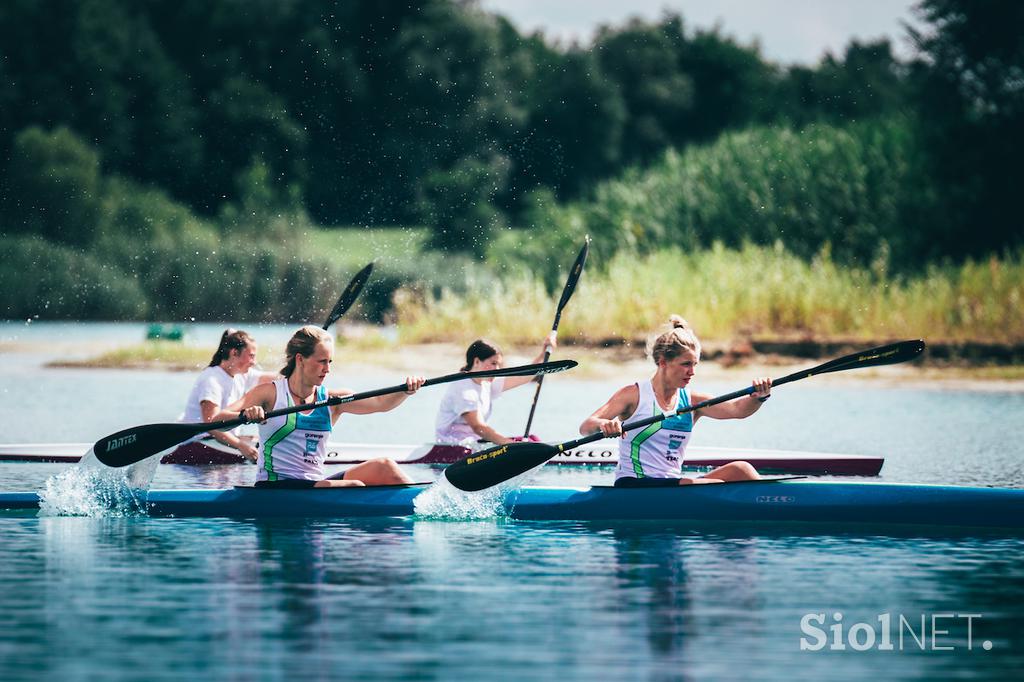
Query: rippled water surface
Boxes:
[{"xmin": 1, "ymin": 323, "xmax": 1022, "ymax": 680}]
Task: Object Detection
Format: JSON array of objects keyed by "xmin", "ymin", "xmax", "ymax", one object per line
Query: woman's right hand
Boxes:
[
  {"xmin": 404, "ymin": 375, "xmax": 426, "ymax": 394},
  {"xmin": 238, "ymin": 441, "xmax": 259, "ymax": 461},
  {"xmin": 598, "ymin": 417, "xmax": 624, "ymax": 437},
  {"xmin": 239, "ymin": 406, "xmax": 266, "ymax": 424}
]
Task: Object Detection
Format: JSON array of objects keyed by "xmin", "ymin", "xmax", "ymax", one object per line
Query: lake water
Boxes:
[{"xmin": 1, "ymin": 322, "xmax": 1022, "ymax": 680}]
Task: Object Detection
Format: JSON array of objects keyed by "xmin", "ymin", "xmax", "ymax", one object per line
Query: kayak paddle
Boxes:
[
  {"xmin": 323, "ymin": 262, "xmax": 374, "ymax": 329},
  {"xmin": 522, "ymin": 237, "xmax": 589, "ymax": 437},
  {"xmin": 445, "ymin": 339, "xmax": 926, "ymax": 491},
  {"xmin": 94, "ymin": 359, "xmax": 578, "ymax": 468}
]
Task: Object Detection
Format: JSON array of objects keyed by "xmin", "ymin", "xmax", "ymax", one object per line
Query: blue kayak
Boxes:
[{"xmin": 1, "ymin": 480, "xmax": 1022, "ymax": 529}]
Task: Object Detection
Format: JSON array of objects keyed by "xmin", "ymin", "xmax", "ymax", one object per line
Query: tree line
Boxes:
[{"xmin": 0, "ymin": 0, "xmax": 1021, "ymax": 320}]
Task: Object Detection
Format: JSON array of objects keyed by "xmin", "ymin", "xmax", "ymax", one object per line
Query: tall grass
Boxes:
[{"xmin": 395, "ymin": 243, "xmax": 1024, "ymax": 345}]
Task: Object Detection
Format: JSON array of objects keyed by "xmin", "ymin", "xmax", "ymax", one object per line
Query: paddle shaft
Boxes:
[
  {"xmin": 549, "ymin": 384, "xmax": 759, "ymax": 454},
  {"xmin": 561, "ymin": 339, "xmax": 924, "ymax": 451},
  {"xmin": 523, "ymin": 239, "xmax": 589, "ymax": 436},
  {"xmin": 522, "ymin": 349, "xmax": 553, "ymax": 438},
  {"xmin": 227, "ymin": 367, "xmax": 551, "ymax": 432},
  {"xmin": 444, "ymin": 340, "xmax": 925, "ymax": 490},
  {"xmin": 94, "ymin": 360, "xmax": 577, "ymax": 467}
]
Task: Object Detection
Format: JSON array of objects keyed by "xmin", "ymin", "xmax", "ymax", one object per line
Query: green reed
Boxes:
[{"xmin": 395, "ymin": 243, "xmax": 1024, "ymax": 346}]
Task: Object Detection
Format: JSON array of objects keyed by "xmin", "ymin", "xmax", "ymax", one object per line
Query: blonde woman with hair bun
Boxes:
[{"xmin": 580, "ymin": 316, "xmax": 771, "ymax": 486}]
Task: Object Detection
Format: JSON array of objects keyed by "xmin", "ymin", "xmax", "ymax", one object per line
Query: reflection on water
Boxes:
[
  {"xmin": 2, "ymin": 323, "xmax": 1024, "ymax": 679},
  {"xmin": 0, "ymin": 515, "xmax": 1020, "ymax": 681}
]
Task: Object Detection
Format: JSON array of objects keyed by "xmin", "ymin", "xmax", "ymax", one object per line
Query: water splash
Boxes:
[
  {"xmin": 412, "ymin": 470, "xmax": 540, "ymax": 520},
  {"xmin": 38, "ymin": 449, "xmax": 159, "ymax": 517},
  {"xmin": 412, "ymin": 478, "xmax": 507, "ymax": 520}
]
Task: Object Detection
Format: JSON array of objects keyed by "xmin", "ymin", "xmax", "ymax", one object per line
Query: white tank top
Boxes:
[
  {"xmin": 615, "ymin": 380, "xmax": 693, "ymax": 480},
  {"xmin": 256, "ymin": 379, "xmax": 333, "ymax": 481}
]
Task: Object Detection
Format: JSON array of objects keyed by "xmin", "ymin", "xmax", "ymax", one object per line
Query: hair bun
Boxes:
[{"xmin": 648, "ymin": 316, "xmax": 701, "ymax": 364}]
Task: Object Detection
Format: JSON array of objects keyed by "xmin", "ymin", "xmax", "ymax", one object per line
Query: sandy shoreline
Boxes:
[
  {"xmin": 337, "ymin": 343, "xmax": 1024, "ymax": 392},
  {"xmin": 14, "ymin": 337, "xmax": 1024, "ymax": 392}
]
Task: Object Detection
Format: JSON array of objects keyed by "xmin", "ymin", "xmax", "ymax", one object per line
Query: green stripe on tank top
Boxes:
[
  {"xmin": 629, "ymin": 406, "xmax": 664, "ymax": 477},
  {"xmin": 262, "ymin": 411, "xmax": 297, "ymax": 482}
]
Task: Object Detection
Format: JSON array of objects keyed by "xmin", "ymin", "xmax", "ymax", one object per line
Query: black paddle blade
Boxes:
[
  {"xmin": 94, "ymin": 422, "xmax": 211, "ymax": 467},
  {"xmin": 322, "ymin": 262, "xmax": 374, "ymax": 330},
  {"xmin": 444, "ymin": 441, "xmax": 561, "ymax": 492},
  {"xmin": 812, "ymin": 339, "xmax": 925, "ymax": 376},
  {"xmin": 772, "ymin": 339, "xmax": 926, "ymax": 388},
  {"xmin": 460, "ymin": 359, "xmax": 577, "ymax": 381},
  {"xmin": 555, "ymin": 238, "xmax": 590, "ymax": 315}
]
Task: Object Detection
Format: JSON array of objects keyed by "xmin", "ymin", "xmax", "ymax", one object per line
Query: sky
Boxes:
[{"xmin": 478, "ymin": 0, "xmax": 923, "ymax": 66}]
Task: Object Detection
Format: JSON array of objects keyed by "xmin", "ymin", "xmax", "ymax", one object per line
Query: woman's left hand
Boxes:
[
  {"xmin": 751, "ymin": 377, "xmax": 772, "ymax": 401},
  {"xmin": 404, "ymin": 375, "xmax": 426, "ymax": 394}
]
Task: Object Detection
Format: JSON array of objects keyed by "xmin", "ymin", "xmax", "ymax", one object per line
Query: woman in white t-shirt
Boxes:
[
  {"xmin": 434, "ymin": 334, "xmax": 556, "ymax": 447},
  {"xmin": 181, "ymin": 329, "xmax": 277, "ymax": 460}
]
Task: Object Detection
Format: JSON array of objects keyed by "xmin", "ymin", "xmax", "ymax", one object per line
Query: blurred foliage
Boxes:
[
  {"xmin": 0, "ymin": 235, "xmax": 149, "ymax": 318},
  {"xmin": 0, "ymin": 0, "xmax": 1020, "ymax": 329},
  {"xmin": 489, "ymin": 117, "xmax": 930, "ymax": 280},
  {"xmin": 777, "ymin": 40, "xmax": 911, "ymax": 127},
  {"xmin": 418, "ymin": 153, "xmax": 510, "ymax": 255},
  {"xmin": 0, "ymin": 1, "xmax": 975, "ymax": 237},
  {"xmin": 3, "ymin": 126, "xmax": 103, "ymax": 247},
  {"xmin": 907, "ymin": 0, "xmax": 1024, "ymax": 259}
]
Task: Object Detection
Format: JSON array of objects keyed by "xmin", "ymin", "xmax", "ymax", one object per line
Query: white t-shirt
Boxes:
[
  {"xmin": 181, "ymin": 365, "xmax": 260, "ymax": 435},
  {"xmin": 434, "ymin": 377, "xmax": 506, "ymax": 443}
]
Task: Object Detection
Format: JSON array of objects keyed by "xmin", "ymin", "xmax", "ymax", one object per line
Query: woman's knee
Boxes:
[
  {"xmin": 370, "ymin": 457, "xmax": 401, "ymax": 474},
  {"xmin": 725, "ymin": 460, "xmax": 759, "ymax": 480},
  {"xmin": 705, "ymin": 460, "xmax": 758, "ymax": 481}
]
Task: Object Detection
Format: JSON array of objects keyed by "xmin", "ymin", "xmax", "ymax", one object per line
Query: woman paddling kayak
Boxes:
[
  {"xmin": 180, "ymin": 329, "xmax": 277, "ymax": 462},
  {"xmin": 434, "ymin": 334, "xmax": 556, "ymax": 448},
  {"xmin": 225, "ymin": 326, "xmax": 425, "ymax": 488},
  {"xmin": 580, "ymin": 316, "xmax": 770, "ymax": 486}
]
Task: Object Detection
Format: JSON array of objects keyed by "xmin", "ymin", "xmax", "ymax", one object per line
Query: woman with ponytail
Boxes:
[
  {"xmin": 180, "ymin": 329, "xmax": 276, "ymax": 461},
  {"xmin": 434, "ymin": 333, "xmax": 556, "ymax": 447},
  {"xmin": 225, "ymin": 326, "xmax": 425, "ymax": 488},
  {"xmin": 579, "ymin": 316, "xmax": 770, "ymax": 486}
]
